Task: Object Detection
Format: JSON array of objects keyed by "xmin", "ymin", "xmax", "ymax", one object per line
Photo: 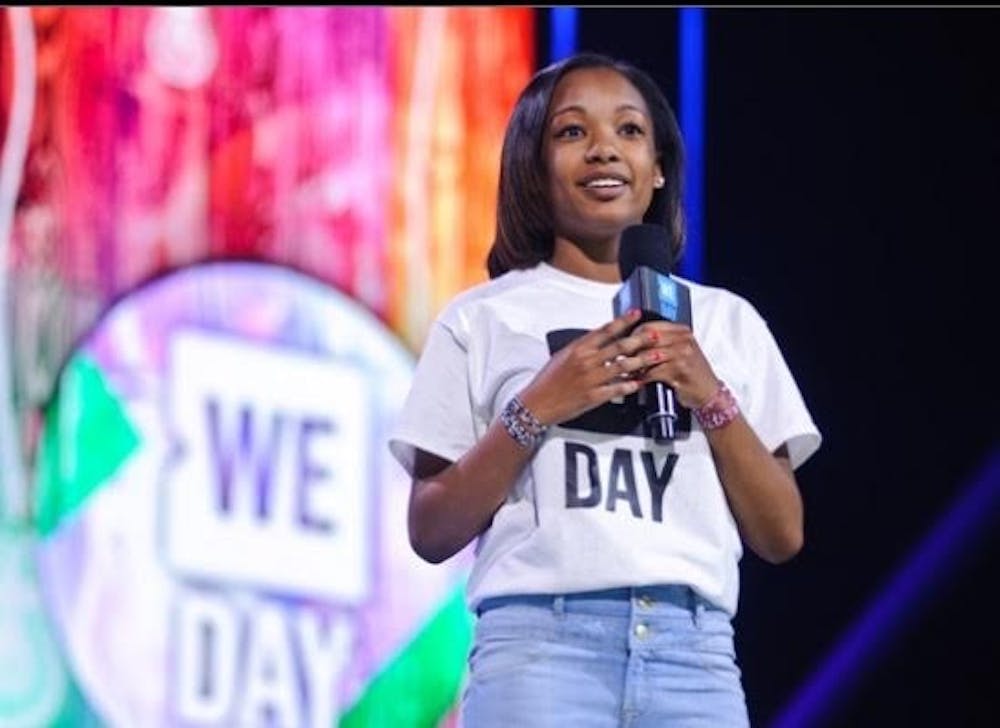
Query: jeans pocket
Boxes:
[
  {"xmin": 468, "ymin": 611, "xmax": 544, "ymax": 683},
  {"xmin": 692, "ymin": 614, "xmax": 742, "ymax": 682}
]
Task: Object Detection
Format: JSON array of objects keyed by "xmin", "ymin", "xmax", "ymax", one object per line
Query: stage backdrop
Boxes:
[{"xmin": 0, "ymin": 7, "xmax": 534, "ymax": 727}]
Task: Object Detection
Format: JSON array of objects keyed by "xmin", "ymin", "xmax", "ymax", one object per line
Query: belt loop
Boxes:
[
  {"xmin": 688, "ymin": 588, "xmax": 703, "ymax": 628},
  {"xmin": 553, "ymin": 595, "xmax": 565, "ymax": 616}
]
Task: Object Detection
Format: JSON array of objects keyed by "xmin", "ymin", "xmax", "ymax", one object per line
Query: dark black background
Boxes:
[{"xmin": 538, "ymin": 9, "xmax": 999, "ymax": 727}]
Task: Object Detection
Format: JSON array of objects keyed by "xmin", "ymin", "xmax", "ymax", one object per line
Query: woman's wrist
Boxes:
[
  {"xmin": 693, "ymin": 381, "xmax": 740, "ymax": 431},
  {"xmin": 499, "ymin": 395, "xmax": 548, "ymax": 449}
]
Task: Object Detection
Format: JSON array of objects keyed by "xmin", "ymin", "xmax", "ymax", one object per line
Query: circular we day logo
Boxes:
[{"xmin": 33, "ymin": 261, "xmax": 472, "ymax": 727}]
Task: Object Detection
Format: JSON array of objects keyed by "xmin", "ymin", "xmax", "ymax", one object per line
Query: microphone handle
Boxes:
[{"xmin": 641, "ymin": 380, "xmax": 678, "ymax": 442}]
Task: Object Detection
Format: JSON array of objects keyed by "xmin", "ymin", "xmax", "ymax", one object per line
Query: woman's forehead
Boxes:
[{"xmin": 548, "ymin": 67, "xmax": 648, "ymax": 117}]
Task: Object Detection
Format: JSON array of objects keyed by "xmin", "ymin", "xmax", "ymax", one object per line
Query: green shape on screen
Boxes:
[
  {"xmin": 34, "ymin": 355, "xmax": 139, "ymax": 537},
  {"xmin": 339, "ymin": 584, "xmax": 473, "ymax": 728}
]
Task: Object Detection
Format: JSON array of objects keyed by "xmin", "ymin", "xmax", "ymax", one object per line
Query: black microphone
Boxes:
[{"xmin": 612, "ymin": 224, "xmax": 692, "ymax": 442}]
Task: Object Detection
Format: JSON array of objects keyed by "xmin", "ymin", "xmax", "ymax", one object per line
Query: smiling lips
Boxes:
[
  {"xmin": 580, "ymin": 174, "xmax": 628, "ymax": 189},
  {"xmin": 579, "ymin": 175, "xmax": 629, "ymax": 199}
]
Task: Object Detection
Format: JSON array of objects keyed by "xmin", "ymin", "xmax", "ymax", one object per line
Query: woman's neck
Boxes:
[{"xmin": 549, "ymin": 237, "xmax": 621, "ymax": 283}]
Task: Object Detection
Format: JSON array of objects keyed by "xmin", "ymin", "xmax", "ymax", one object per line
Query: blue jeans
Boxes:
[{"xmin": 460, "ymin": 585, "xmax": 749, "ymax": 727}]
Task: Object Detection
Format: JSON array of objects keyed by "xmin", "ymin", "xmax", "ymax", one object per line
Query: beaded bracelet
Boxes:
[
  {"xmin": 500, "ymin": 395, "xmax": 548, "ymax": 449},
  {"xmin": 693, "ymin": 382, "xmax": 740, "ymax": 431}
]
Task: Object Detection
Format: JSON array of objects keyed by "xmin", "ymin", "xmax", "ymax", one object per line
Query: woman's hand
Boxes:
[
  {"xmin": 517, "ymin": 308, "xmax": 661, "ymax": 426},
  {"xmin": 631, "ymin": 320, "xmax": 720, "ymax": 409}
]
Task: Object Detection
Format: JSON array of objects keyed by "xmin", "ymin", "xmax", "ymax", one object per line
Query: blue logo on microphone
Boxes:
[{"xmin": 657, "ymin": 275, "xmax": 679, "ymax": 320}]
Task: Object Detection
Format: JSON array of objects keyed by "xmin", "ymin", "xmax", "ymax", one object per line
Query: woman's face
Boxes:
[{"xmin": 543, "ymin": 66, "xmax": 663, "ymax": 249}]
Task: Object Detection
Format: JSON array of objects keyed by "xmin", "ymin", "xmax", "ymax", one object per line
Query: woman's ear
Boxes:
[{"xmin": 653, "ymin": 162, "xmax": 665, "ymax": 189}]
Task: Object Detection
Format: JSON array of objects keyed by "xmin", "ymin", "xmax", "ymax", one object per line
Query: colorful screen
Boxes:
[{"xmin": 0, "ymin": 7, "xmax": 534, "ymax": 726}]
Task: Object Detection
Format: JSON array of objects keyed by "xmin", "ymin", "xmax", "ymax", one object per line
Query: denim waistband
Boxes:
[{"xmin": 476, "ymin": 584, "xmax": 709, "ymax": 617}]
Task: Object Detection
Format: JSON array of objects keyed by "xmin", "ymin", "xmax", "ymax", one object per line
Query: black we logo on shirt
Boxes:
[{"xmin": 546, "ymin": 329, "xmax": 685, "ymax": 522}]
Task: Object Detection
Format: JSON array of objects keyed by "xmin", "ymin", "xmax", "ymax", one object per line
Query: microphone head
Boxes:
[{"xmin": 618, "ymin": 224, "xmax": 674, "ymax": 279}]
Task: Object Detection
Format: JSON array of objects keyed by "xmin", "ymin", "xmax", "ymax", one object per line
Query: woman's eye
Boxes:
[
  {"xmin": 555, "ymin": 124, "xmax": 584, "ymax": 139},
  {"xmin": 620, "ymin": 122, "xmax": 645, "ymax": 136}
]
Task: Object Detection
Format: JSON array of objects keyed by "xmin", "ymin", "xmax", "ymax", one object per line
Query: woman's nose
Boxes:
[{"xmin": 585, "ymin": 131, "xmax": 620, "ymax": 163}]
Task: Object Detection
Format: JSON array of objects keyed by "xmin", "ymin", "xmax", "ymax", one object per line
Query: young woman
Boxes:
[{"xmin": 389, "ymin": 52, "xmax": 821, "ymax": 727}]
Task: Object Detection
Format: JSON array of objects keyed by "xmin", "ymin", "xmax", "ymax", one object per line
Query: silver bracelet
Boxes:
[{"xmin": 499, "ymin": 395, "xmax": 547, "ymax": 449}]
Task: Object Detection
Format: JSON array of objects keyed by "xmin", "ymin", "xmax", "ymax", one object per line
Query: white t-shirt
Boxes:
[{"xmin": 389, "ymin": 262, "xmax": 821, "ymax": 616}]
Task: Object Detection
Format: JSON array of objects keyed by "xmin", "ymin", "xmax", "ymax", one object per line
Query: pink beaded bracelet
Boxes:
[{"xmin": 693, "ymin": 382, "xmax": 740, "ymax": 430}]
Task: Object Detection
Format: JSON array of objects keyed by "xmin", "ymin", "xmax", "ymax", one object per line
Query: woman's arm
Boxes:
[
  {"xmin": 408, "ymin": 308, "xmax": 657, "ymax": 563},
  {"xmin": 704, "ymin": 425, "xmax": 802, "ymax": 563},
  {"xmin": 636, "ymin": 320, "xmax": 804, "ymax": 563},
  {"xmin": 408, "ymin": 423, "xmax": 539, "ymax": 564}
]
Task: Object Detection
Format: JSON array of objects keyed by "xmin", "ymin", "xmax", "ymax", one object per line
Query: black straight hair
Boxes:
[{"xmin": 486, "ymin": 52, "xmax": 685, "ymax": 279}]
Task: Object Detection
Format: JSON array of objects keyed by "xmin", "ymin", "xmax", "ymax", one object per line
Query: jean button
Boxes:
[
  {"xmin": 637, "ymin": 595, "xmax": 653, "ymax": 608},
  {"xmin": 634, "ymin": 623, "xmax": 649, "ymax": 639}
]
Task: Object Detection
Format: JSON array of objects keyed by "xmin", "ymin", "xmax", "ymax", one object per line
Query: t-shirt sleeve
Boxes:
[
  {"xmin": 388, "ymin": 317, "xmax": 479, "ymax": 478},
  {"xmin": 740, "ymin": 306, "xmax": 822, "ymax": 471}
]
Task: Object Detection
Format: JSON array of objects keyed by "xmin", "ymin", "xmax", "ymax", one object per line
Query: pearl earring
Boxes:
[{"xmin": 654, "ymin": 176, "xmax": 665, "ymax": 188}]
